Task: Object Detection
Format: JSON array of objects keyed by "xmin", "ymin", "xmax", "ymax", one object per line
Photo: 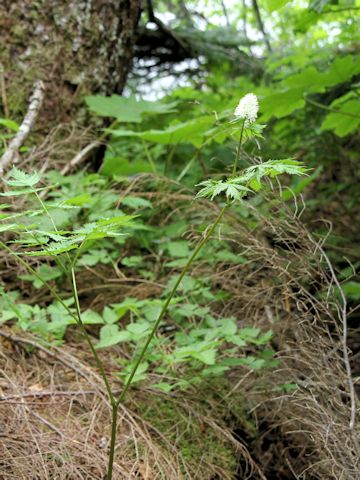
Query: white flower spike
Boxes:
[{"xmin": 234, "ymin": 93, "xmax": 259, "ymax": 124}]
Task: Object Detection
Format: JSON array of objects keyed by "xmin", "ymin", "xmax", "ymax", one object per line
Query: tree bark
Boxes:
[{"xmin": 0, "ymin": 0, "xmax": 141, "ymax": 122}]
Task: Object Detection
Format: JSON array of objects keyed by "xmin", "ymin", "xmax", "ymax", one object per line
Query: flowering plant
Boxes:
[
  {"xmin": 234, "ymin": 92, "xmax": 259, "ymax": 124},
  {"xmin": 0, "ymin": 93, "xmax": 306, "ymax": 480}
]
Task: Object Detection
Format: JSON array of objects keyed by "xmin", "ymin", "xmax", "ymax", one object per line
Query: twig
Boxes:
[
  {"xmin": 0, "ymin": 80, "xmax": 45, "ymax": 176},
  {"xmin": 60, "ymin": 141, "xmax": 100, "ymax": 175},
  {"xmin": 251, "ymin": 0, "xmax": 272, "ymax": 52},
  {"xmin": 317, "ymin": 246, "xmax": 356, "ymax": 430},
  {"xmin": 27, "ymin": 407, "xmax": 65, "ymax": 438},
  {"xmin": 0, "ymin": 62, "xmax": 9, "ymax": 118},
  {"xmin": 219, "ymin": 0, "xmax": 231, "ymax": 26},
  {"xmin": 0, "ymin": 389, "xmax": 97, "ymax": 402}
]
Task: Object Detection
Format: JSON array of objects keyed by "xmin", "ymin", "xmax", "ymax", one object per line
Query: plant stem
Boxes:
[
  {"xmin": 107, "ymin": 403, "xmax": 119, "ymax": 480},
  {"xmin": 70, "ymin": 267, "xmax": 115, "ymax": 405},
  {"xmin": 115, "ymin": 202, "xmax": 229, "ymax": 408},
  {"xmin": 232, "ymin": 119, "xmax": 245, "ymax": 177},
  {"xmin": 141, "ymin": 139, "xmax": 157, "ymax": 174},
  {"xmin": 305, "ymin": 96, "xmax": 360, "ymax": 119}
]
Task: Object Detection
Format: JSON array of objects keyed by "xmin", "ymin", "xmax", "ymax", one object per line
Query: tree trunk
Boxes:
[{"xmin": 0, "ymin": 0, "xmax": 141, "ymax": 122}]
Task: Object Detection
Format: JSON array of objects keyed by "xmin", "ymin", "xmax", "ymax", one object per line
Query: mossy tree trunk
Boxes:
[{"xmin": 0, "ymin": 0, "xmax": 141, "ymax": 122}]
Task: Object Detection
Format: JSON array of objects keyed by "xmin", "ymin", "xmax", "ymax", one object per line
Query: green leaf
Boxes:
[
  {"xmin": 152, "ymin": 382, "xmax": 175, "ymax": 393},
  {"xmin": 126, "ymin": 321, "xmax": 150, "ymax": 336},
  {"xmin": 238, "ymin": 327, "xmax": 261, "ymax": 338},
  {"xmin": 192, "ymin": 349, "xmax": 217, "ymax": 365},
  {"xmin": 62, "ymin": 194, "xmax": 92, "ymax": 206},
  {"xmin": 0, "ymin": 186, "xmax": 46, "ymax": 197},
  {"xmin": 102, "ymin": 306, "xmax": 119, "ymax": 324},
  {"xmin": 19, "ymin": 264, "xmax": 62, "ymax": 289},
  {"xmin": 176, "ymin": 303, "xmax": 209, "ymax": 318},
  {"xmin": 218, "ymin": 317, "xmax": 237, "ymax": 336},
  {"xmin": 321, "ymin": 99, "xmax": 360, "ymax": 137},
  {"xmin": 261, "ymin": 88, "xmax": 305, "ymax": 120},
  {"xmin": 342, "ymin": 282, "xmax": 360, "ymax": 301},
  {"xmin": 112, "ymin": 298, "xmax": 145, "ymax": 318},
  {"xmin": 265, "ymin": 0, "xmax": 288, "ymax": 12},
  {"xmin": 110, "ymin": 116, "xmax": 214, "ymax": 148},
  {"xmin": 100, "ymin": 156, "xmax": 153, "ymax": 177},
  {"xmin": 164, "ymin": 241, "xmax": 190, "ymax": 258},
  {"xmin": 96, "ymin": 324, "xmax": 131, "ymax": 349},
  {"xmin": 143, "ymin": 302, "xmax": 163, "ymax": 322},
  {"xmin": 85, "ymin": 95, "xmax": 177, "ymax": 122},
  {"xmin": 121, "ymin": 256, "xmax": 143, "ymax": 267},
  {"xmin": 282, "ymin": 66, "xmax": 331, "ymax": 93},
  {"xmin": 0, "ymin": 118, "xmax": 20, "ymax": 132},
  {"xmin": 240, "ymin": 356, "xmax": 266, "ymax": 370},
  {"xmin": 6, "ymin": 167, "xmax": 41, "ymax": 187},
  {"xmin": 121, "ymin": 196, "xmax": 153, "ymax": 210},
  {"xmin": 81, "ymin": 310, "xmax": 104, "ymax": 325},
  {"xmin": 121, "ymin": 361, "xmax": 149, "ymax": 384}
]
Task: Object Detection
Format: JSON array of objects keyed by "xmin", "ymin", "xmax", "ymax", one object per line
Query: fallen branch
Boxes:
[
  {"xmin": 60, "ymin": 141, "xmax": 100, "ymax": 175},
  {"xmin": 0, "ymin": 80, "xmax": 45, "ymax": 176}
]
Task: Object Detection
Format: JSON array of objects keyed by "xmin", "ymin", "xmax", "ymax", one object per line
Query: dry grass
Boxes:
[
  {"xmin": 207, "ymin": 193, "xmax": 360, "ymax": 479},
  {"xmin": 0, "ymin": 330, "xmax": 264, "ymax": 479}
]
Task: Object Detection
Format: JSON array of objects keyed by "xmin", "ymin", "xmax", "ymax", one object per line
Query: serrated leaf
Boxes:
[
  {"xmin": 6, "ymin": 167, "xmax": 41, "ymax": 187},
  {"xmin": 0, "ymin": 186, "xmax": 46, "ymax": 196},
  {"xmin": 121, "ymin": 196, "xmax": 153, "ymax": 210}
]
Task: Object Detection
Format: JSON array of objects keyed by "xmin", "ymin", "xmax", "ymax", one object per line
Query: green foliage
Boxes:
[
  {"xmin": 109, "ymin": 116, "xmax": 214, "ymax": 148},
  {"xmin": 197, "ymin": 159, "xmax": 307, "ymax": 200},
  {"xmin": 85, "ymin": 95, "xmax": 177, "ymax": 122}
]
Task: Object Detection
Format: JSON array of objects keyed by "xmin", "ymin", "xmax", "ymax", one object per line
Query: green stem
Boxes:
[
  {"xmin": 232, "ymin": 119, "xmax": 246, "ymax": 177},
  {"xmin": 70, "ymin": 267, "xmax": 115, "ymax": 404},
  {"xmin": 141, "ymin": 139, "xmax": 157, "ymax": 174},
  {"xmin": 305, "ymin": 96, "xmax": 360, "ymax": 119},
  {"xmin": 107, "ymin": 403, "xmax": 119, "ymax": 480},
  {"xmin": 115, "ymin": 203, "xmax": 229, "ymax": 408},
  {"xmin": 34, "ymin": 191, "xmax": 57, "ymax": 231}
]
